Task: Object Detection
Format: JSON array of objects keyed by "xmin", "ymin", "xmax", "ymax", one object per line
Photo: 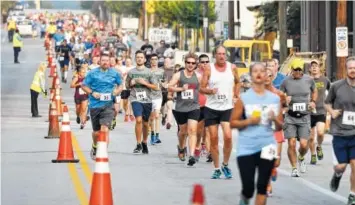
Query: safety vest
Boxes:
[
  {"xmin": 13, "ymin": 33, "xmax": 23, "ymax": 48},
  {"xmin": 30, "ymin": 71, "xmax": 44, "ymax": 93},
  {"xmin": 8, "ymin": 20, "xmax": 16, "ymax": 30}
]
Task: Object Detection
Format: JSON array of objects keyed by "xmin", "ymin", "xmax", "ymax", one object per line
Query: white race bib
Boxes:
[
  {"xmin": 292, "ymin": 103, "xmax": 306, "ymax": 112},
  {"xmin": 342, "ymin": 111, "xmax": 355, "ymax": 126},
  {"xmin": 216, "ymin": 93, "xmax": 227, "ymax": 103},
  {"xmin": 78, "ymin": 56, "xmax": 83, "ymax": 60},
  {"xmin": 181, "ymin": 89, "xmax": 194, "ymax": 100},
  {"xmin": 136, "ymin": 91, "xmax": 147, "ymax": 101},
  {"xmin": 261, "ymin": 144, "xmax": 277, "ymax": 161},
  {"xmin": 158, "ymin": 57, "xmax": 164, "ymax": 63},
  {"xmin": 78, "ymin": 88, "xmax": 85, "ymax": 95},
  {"xmin": 56, "ymin": 42, "xmax": 61, "ymax": 46},
  {"xmin": 100, "ymin": 93, "xmax": 112, "ymax": 101},
  {"xmin": 59, "ymin": 56, "xmax": 64, "ymax": 61}
]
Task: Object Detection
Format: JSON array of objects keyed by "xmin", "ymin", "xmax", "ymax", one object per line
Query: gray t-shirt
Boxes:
[
  {"xmin": 325, "ymin": 79, "xmax": 355, "ymax": 137},
  {"xmin": 312, "ymin": 76, "xmax": 331, "ymax": 115},
  {"xmin": 280, "ymin": 74, "xmax": 316, "ymax": 115},
  {"xmin": 126, "ymin": 67, "xmax": 157, "ymax": 103},
  {"xmin": 150, "ymin": 68, "xmax": 165, "ymax": 100}
]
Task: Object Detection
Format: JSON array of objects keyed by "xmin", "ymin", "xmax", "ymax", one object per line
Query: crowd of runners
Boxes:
[{"xmin": 22, "ymin": 11, "xmax": 355, "ymax": 205}]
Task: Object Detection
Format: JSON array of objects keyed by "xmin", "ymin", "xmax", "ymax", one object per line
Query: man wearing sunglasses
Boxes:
[
  {"xmin": 200, "ymin": 45, "xmax": 240, "ymax": 179},
  {"xmin": 280, "ymin": 58, "xmax": 317, "ymax": 177},
  {"xmin": 168, "ymin": 53, "xmax": 201, "ymax": 166}
]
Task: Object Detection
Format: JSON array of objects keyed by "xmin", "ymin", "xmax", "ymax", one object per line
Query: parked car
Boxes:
[{"xmin": 17, "ymin": 20, "xmax": 36, "ymax": 37}]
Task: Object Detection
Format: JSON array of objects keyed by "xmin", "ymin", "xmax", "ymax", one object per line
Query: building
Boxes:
[{"xmin": 301, "ymin": 1, "xmax": 354, "ymax": 81}]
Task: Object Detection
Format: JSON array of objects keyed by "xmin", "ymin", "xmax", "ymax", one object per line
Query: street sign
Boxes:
[
  {"xmin": 148, "ymin": 28, "xmax": 172, "ymax": 43},
  {"xmin": 336, "ymin": 26, "xmax": 348, "ymax": 57},
  {"xmin": 287, "ymin": 39, "xmax": 293, "ymax": 48},
  {"xmin": 203, "ymin": 18, "xmax": 208, "ymax": 28}
]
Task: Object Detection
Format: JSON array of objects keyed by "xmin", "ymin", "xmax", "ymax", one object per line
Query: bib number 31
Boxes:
[{"xmin": 261, "ymin": 144, "xmax": 277, "ymax": 161}]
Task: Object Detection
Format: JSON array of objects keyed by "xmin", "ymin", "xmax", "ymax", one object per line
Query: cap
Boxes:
[
  {"xmin": 290, "ymin": 58, "xmax": 304, "ymax": 70},
  {"xmin": 310, "ymin": 59, "xmax": 320, "ymax": 65}
]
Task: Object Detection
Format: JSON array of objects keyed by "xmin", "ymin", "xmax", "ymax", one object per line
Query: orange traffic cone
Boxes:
[
  {"xmin": 191, "ymin": 184, "xmax": 205, "ymax": 205},
  {"xmin": 52, "ymin": 105, "xmax": 79, "ymax": 163},
  {"xmin": 89, "ymin": 131, "xmax": 113, "ymax": 205},
  {"xmin": 54, "ymin": 88, "xmax": 63, "ymax": 116},
  {"xmin": 44, "ymin": 101, "xmax": 60, "ymax": 139},
  {"xmin": 49, "ymin": 63, "xmax": 56, "ymax": 77}
]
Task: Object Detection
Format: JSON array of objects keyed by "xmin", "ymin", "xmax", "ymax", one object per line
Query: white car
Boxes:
[{"xmin": 17, "ymin": 20, "xmax": 36, "ymax": 37}]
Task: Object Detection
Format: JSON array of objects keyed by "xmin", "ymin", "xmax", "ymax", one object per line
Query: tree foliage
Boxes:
[
  {"xmin": 105, "ymin": 0, "xmax": 142, "ymax": 17},
  {"xmin": 254, "ymin": 1, "xmax": 301, "ymax": 37},
  {"xmin": 153, "ymin": 0, "xmax": 217, "ymax": 28},
  {"xmin": 1, "ymin": 1, "xmax": 16, "ymax": 14},
  {"xmin": 80, "ymin": 1, "xmax": 94, "ymax": 10}
]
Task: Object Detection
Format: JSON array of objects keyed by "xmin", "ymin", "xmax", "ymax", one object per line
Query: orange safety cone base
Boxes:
[
  {"xmin": 44, "ymin": 135, "xmax": 59, "ymax": 139},
  {"xmin": 52, "ymin": 159, "xmax": 79, "ymax": 163},
  {"xmin": 89, "ymin": 173, "xmax": 113, "ymax": 205}
]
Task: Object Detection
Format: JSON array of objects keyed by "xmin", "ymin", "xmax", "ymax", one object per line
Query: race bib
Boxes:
[
  {"xmin": 136, "ymin": 91, "xmax": 147, "ymax": 101},
  {"xmin": 78, "ymin": 56, "xmax": 83, "ymax": 60},
  {"xmin": 293, "ymin": 103, "xmax": 306, "ymax": 112},
  {"xmin": 146, "ymin": 50, "xmax": 151, "ymax": 55},
  {"xmin": 59, "ymin": 56, "xmax": 64, "ymax": 61},
  {"xmin": 216, "ymin": 93, "xmax": 227, "ymax": 103},
  {"xmin": 261, "ymin": 144, "xmax": 277, "ymax": 161},
  {"xmin": 158, "ymin": 57, "xmax": 164, "ymax": 63},
  {"xmin": 182, "ymin": 89, "xmax": 194, "ymax": 100},
  {"xmin": 100, "ymin": 93, "xmax": 112, "ymax": 101},
  {"xmin": 56, "ymin": 42, "xmax": 61, "ymax": 46},
  {"xmin": 78, "ymin": 88, "xmax": 85, "ymax": 95},
  {"xmin": 342, "ymin": 111, "xmax": 355, "ymax": 126}
]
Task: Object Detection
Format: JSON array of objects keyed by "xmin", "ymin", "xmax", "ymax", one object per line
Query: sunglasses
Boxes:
[
  {"xmin": 293, "ymin": 68, "xmax": 303, "ymax": 72},
  {"xmin": 200, "ymin": 61, "xmax": 209, "ymax": 64},
  {"xmin": 185, "ymin": 61, "xmax": 196, "ymax": 65},
  {"xmin": 151, "ymin": 58, "xmax": 158, "ymax": 60}
]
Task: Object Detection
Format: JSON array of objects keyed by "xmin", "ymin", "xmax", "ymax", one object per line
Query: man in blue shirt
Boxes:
[
  {"xmin": 53, "ymin": 29, "xmax": 65, "ymax": 57},
  {"xmin": 266, "ymin": 58, "xmax": 286, "ymax": 89},
  {"xmin": 82, "ymin": 53, "xmax": 123, "ymax": 160}
]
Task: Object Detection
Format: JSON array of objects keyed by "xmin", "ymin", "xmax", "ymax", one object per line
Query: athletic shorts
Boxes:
[
  {"xmin": 199, "ymin": 107, "xmax": 205, "ymax": 122},
  {"xmin": 274, "ymin": 130, "xmax": 285, "ymax": 143},
  {"xmin": 172, "ymin": 109, "xmax": 200, "ymax": 125},
  {"xmin": 283, "ymin": 123, "xmax": 311, "ymax": 139},
  {"xmin": 152, "ymin": 98, "xmax": 162, "ymax": 111},
  {"xmin": 74, "ymin": 96, "xmax": 88, "ymax": 105},
  {"xmin": 333, "ymin": 135, "xmax": 355, "ymax": 164},
  {"xmin": 311, "ymin": 114, "xmax": 326, "ymax": 128},
  {"xmin": 132, "ymin": 102, "xmax": 152, "ymax": 122},
  {"xmin": 162, "ymin": 92, "xmax": 168, "ymax": 107},
  {"xmin": 90, "ymin": 104, "xmax": 115, "ymax": 131},
  {"xmin": 204, "ymin": 107, "xmax": 232, "ymax": 127},
  {"xmin": 60, "ymin": 58, "xmax": 70, "ymax": 67},
  {"xmin": 120, "ymin": 90, "xmax": 130, "ymax": 99}
]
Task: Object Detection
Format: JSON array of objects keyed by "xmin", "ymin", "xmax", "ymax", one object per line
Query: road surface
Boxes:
[{"xmin": 1, "ymin": 31, "xmax": 351, "ymax": 205}]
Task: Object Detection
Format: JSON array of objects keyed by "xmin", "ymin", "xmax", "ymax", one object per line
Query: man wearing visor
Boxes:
[{"xmin": 280, "ymin": 58, "xmax": 317, "ymax": 177}]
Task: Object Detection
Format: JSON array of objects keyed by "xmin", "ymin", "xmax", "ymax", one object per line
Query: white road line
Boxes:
[{"xmin": 217, "ymin": 142, "xmax": 348, "ymax": 203}]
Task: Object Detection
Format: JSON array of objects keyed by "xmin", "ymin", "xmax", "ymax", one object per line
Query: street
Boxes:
[{"xmin": 0, "ymin": 32, "xmax": 351, "ymax": 205}]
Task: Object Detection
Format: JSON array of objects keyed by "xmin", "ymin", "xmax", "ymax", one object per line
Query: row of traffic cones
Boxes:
[{"xmin": 43, "ymin": 34, "xmax": 205, "ymax": 204}]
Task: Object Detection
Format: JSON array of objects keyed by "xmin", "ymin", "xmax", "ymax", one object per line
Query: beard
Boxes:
[{"xmin": 348, "ymin": 73, "xmax": 355, "ymax": 80}]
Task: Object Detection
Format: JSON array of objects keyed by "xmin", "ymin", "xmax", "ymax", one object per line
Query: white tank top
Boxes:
[{"xmin": 205, "ymin": 62, "xmax": 234, "ymax": 111}]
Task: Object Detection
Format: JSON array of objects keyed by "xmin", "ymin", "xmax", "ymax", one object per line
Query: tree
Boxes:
[
  {"xmin": 40, "ymin": 1, "xmax": 53, "ymax": 9},
  {"xmin": 80, "ymin": 1, "xmax": 94, "ymax": 10},
  {"xmin": 105, "ymin": 0, "xmax": 142, "ymax": 17},
  {"xmin": 1, "ymin": 1, "xmax": 16, "ymax": 14},
  {"xmin": 287, "ymin": 1, "xmax": 301, "ymax": 37}
]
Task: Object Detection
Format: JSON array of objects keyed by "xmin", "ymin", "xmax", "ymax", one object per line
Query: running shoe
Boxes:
[
  {"xmin": 187, "ymin": 156, "xmax": 196, "ymax": 166},
  {"xmin": 177, "ymin": 145, "xmax": 186, "ymax": 161},
  {"xmin": 142, "ymin": 142, "xmax": 149, "ymax": 154},
  {"xmin": 76, "ymin": 116, "xmax": 80, "ymax": 124},
  {"xmin": 133, "ymin": 143, "xmax": 142, "ymax": 154},
  {"xmin": 310, "ymin": 154, "xmax": 317, "ymax": 165},
  {"xmin": 330, "ymin": 172, "xmax": 342, "ymax": 192},
  {"xmin": 206, "ymin": 153, "xmax": 213, "ymax": 163},
  {"xmin": 221, "ymin": 164, "xmax": 233, "ymax": 179},
  {"xmin": 317, "ymin": 146, "xmax": 324, "ymax": 160},
  {"xmin": 348, "ymin": 194, "xmax": 355, "ymax": 205},
  {"xmin": 90, "ymin": 146, "xmax": 97, "ymax": 160},
  {"xmin": 150, "ymin": 133, "xmax": 156, "ymax": 145},
  {"xmin": 154, "ymin": 134, "xmax": 161, "ymax": 144},
  {"xmin": 211, "ymin": 169, "xmax": 222, "ymax": 179},
  {"xmin": 298, "ymin": 155, "xmax": 307, "ymax": 173},
  {"xmin": 291, "ymin": 168, "xmax": 300, "ymax": 177}
]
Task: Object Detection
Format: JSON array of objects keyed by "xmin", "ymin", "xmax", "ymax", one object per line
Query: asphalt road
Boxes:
[{"xmin": 0, "ymin": 31, "xmax": 351, "ymax": 205}]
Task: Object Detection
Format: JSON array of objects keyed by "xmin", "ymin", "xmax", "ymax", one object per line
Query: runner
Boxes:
[
  {"xmin": 120, "ymin": 57, "xmax": 134, "ymax": 122},
  {"xmin": 70, "ymin": 67, "xmax": 88, "ymax": 129},
  {"xmin": 110, "ymin": 56, "xmax": 120, "ymax": 130},
  {"xmin": 230, "ymin": 62, "xmax": 283, "ymax": 205},
  {"xmin": 200, "ymin": 45, "xmax": 240, "ymax": 179},
  {"xmin": 81, "ymin": 53, "xmax": 123, "ymax": 160},
  {"xmin": 266, "ymin": 59, "xmax": 286, "ymax": 90},
  {"xmin": 309, "ymin": 59, "xmax": 331, "ymax": 165},
  {"xmin": 168, "ymin": 52, "xmax": 200, "ymax": 166},
  {"xmin": 280, "ymin": 58, "xmax": 317, "ymax": 177},
  {"xmin": 126, "ymin": 50, "xmax": 159, "ymax": 154},
  {"xmin": 58, "ymin": 39, "xmax": 71, "ymax": 83},
  {"xmin": 326, "ymin": 56, "xmax": 355, "ymax": 205},
  {"xmin": 149, "ymin": 53, "xmax": 165, "ymax": 145},
  {"xmin": 195, "ymin": 54, "xmax": 212, "ymax": 163}
]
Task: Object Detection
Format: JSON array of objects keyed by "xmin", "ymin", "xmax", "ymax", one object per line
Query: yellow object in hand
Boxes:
[{"xmin": 252, "ymin": 110, "xmax": 261, "ymax": 118}]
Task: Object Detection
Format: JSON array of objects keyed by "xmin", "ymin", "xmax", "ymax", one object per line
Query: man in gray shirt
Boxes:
[
  {"xmin": 325, "ymin": 57, "xmax": 355, "ymax": 205},
  {"xmin": 308, "ymin": 59, "xmax": 331, "ymax": 165},
  {"xmin": 126, "ymin": 50, "xmax": 159, "ymax": 154},
  {"xmin": 148, "ymin": 53, "xmax": 165, "ymax": 145},
  {"xmin": 280, "ymin": 58, "xmax": 317, "ymax": 177}
]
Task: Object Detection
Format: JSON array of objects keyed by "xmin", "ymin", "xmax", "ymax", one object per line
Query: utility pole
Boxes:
[
  {"xmin": 228, "ymin": 0, "xmax": 235, "ymax": 62},
  {"xmin": 234, "ymin": 0, "xmax": 241, "ymax": 39},
  {"xmin": 278, "ymin": 1, "xmax": 287, "ymax": 64},
  {"xmin": 203, "ymin": 1, "xmax": 209, "ymax": 52},
  {"xmin": 143, "ymin": 0, "xmax": 148, "ymax": 40},
  {"xmin": 336, "ymin": 0, "xmax": 347, "ymax": 80},
  {"xmin": 196, "ymin": 1, "xmax": 200, "ymax": 52}
]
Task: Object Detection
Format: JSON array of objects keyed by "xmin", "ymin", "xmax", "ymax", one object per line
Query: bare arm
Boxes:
[
  {"xmin": 230, "ymin": 99, "xmax": 252, "ymax": 129},
  {"xmin": 70, "ymin": 76, "xmax": 80, "ymax": 88},
  {"xmin": 273, "ymin": 100, "xmax": 284, "ymax": 131},
  {"xmin": 199, "ymin": 66, "xmax": 215, "ymax": 95},
  {"xmin": 168, "ymin": 72, "xmax": 185, "ymax": 92},
  {"xmin": 232, "ymin": 64, "xmax": 241, "ymax": 98}
]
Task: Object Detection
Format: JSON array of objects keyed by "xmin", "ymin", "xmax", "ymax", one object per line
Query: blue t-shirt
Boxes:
[
  {"xmin": 53, "ymin": 33, "xmax": 64, "ymax": 45},
  {"xmin": 84, "ymin": 42, "xmax": 94, "ymax": 50},
  {"xmin": 272, "ymin": 72, "xmax": 286, "ymax": 90},
  {"xmin": 83, "ymin": 68, "xmax": 122, "ymax": 109},
  {"xmin": 236, "ymin": 89, "xmax": 280, "ymax": 157}
]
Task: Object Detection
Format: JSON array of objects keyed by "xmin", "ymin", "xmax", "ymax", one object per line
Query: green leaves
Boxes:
[{"xmin": 105, "ymin": 0, "xmax": 142, "ymax": 17}]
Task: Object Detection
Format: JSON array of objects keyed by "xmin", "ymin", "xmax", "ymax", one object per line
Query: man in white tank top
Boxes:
[{"xmin": 200, "ymin": 45, "xmax": 240, "ymax": 179}]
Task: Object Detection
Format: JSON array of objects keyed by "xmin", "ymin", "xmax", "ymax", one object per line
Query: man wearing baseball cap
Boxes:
[{"xmin": 280, "ymin": 58, "xmax": 318, "ymax": 177}]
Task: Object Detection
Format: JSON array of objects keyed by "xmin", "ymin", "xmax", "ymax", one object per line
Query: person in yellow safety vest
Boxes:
[
  {"xmin": 46, "ymin": 21, "xmax": 57, "ymax": 38},
  {"xmin": 7, "ymin": 19, "xmax": 16, "ymax": 42},
  {"xmin": 30, "ymin": 62, "xmax": 48, "ymax": 117},
  {"xmin": 13, "ymin": 29, "xmax": 23, "ymax": 64}
]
